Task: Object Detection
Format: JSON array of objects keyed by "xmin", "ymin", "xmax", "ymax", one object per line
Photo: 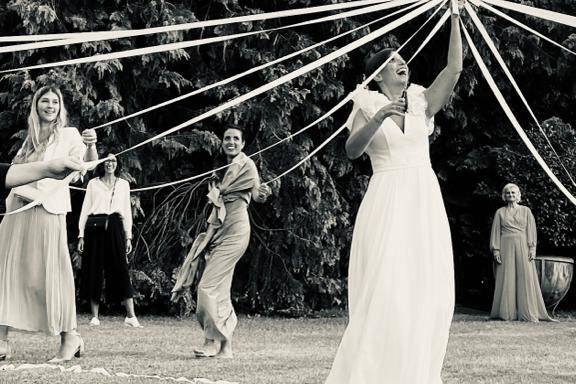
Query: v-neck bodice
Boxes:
[{"xmin": 346, "ymin": 84, "xmax": 435, "ymax": 174}]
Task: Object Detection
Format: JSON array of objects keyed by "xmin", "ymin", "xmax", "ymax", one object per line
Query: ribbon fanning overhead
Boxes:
[
  {"xmin": 461, "ymin": 21, "xmax": 576, "ymax": 206},
  {"xmin": 481, "ymin": 0, "xmax": 576, "ymax": 28},
  {"xmin": 0, "ymin": 0, "xmax": 421, "ymax": 72},
  {"xmin": 469, "ymin": 0, "xmax": 576, "ymax": 56},
  {"xmin": 0, "ymin": 0, "xmax": 398, "ymax": 42},
  {"xmin": 465, "ymin": 3, "xmax": 576, "ymax": 187}
]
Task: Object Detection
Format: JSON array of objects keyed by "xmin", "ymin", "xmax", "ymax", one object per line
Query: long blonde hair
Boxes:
[{"xmin": 13, "ymin": 86, "xmax": 68, "ymax": 164}]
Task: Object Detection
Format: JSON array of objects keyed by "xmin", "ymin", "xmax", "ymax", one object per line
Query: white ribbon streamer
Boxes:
[
  {"xmin": 482, "ymin": 0, "xmax": 576, "ymax": 28},
  {"xmin": 0, "ymin": 0, "xmax": 416, "ymax": 59},
  {"xmin": 408, "ymin": 7, "xmax": 451, "ymax": 64},
  {"xmin": 471, "ymin": 0, "xmax": 575, "ymax": 56},
  {"xmin": 72, "ymin": 2, "xmax": 447, "ymax": 193},
  {"xmin": 20, "ymin": 2, "xmax": 446, "ymax": 201},
  {"xmin": 0, "ymin": 363, "xmax": 236, "ymax": 384},
  {"xmin": 263, "ymin": 7, "xmax": 450, "ymax": 185},
  {"xmin": 115, "ymin": 0, "xmax": 443, "ymax": 158},
  {"xmin": 465, "ymin": 3, "xmax": 576, "ymax": 187},
  {"xmin": 0, "ymin": 0, "xmax": 411, "ymax": 55},
  {"xmin": 263, "ymin": 125, "xmax": 347, "ymax": 185},
  {"xmin": 0, "ymin": 0, "xmax": 398, "ymax": 43},
  {"xmin": 90, "ymin": 0, "xmax": 423, "ymax": 130},
  {"xmin": 0, "ymin": 0, "xmax": 422, "ymax": 73},
  {"xmin": 0, "ymin": 158, "xmax": 107, "ymax": 216},
  {"xmin": 102, "ymin": 2, "xmax": 448, "ymax": 193},
  {"xmin": 461, "ymin": 21, "xmax": 576, "ymax": 206},
  {"xmin": 133, "ymin": 1, "xmax": 450, "ymax": 192}
]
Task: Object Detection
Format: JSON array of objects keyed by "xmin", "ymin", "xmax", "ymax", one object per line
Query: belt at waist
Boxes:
[{"xmin": 372, "ymin": 161, "xmax": 432, "ymax": 174}]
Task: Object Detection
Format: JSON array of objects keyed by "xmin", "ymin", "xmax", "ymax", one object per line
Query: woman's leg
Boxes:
[
  {"xmin": 123, "ymin": 298, "xmax": 136, "ymax": 318},
  {"xmin": 82, "ymin": 226, "xmax": 105, "ymax": 325},
  {"xmin": 105, "ymin": 215, "xmax": 137, "ymax": 324},
  {"xmin": 218, "ymin": 339, "xmax": 233, "ymax": 358},
  {"xmin": 118, "ymin": 293, "xmax": 142, "ymax": 328},
  {"xmin": 123, "ymin": 297, "xmax": 144, "ymax": 327},
  {"xmin": 89, "ymin": 300, "xmax": 101, "ymax": 326},
  {"xmin": 90, "ymin": 300, "xmax": 100, "ymax": 318},
  {"xmin": 194, "ymin": 203, "xmax": 250, "ymax": 358},
  {"xmin": 195, "ymin": 241, "xmax": 247, "ymax": 357}
]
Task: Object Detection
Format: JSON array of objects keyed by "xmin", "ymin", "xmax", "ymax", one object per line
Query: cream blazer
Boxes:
[{"xmin": 8, "ymin": 127, "xmax": 86, "ymax": 214}]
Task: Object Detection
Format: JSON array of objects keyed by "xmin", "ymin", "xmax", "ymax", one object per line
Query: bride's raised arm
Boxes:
[{"xmin": 424, "ymin": 6, "xmax": 463, "ymax": 118}]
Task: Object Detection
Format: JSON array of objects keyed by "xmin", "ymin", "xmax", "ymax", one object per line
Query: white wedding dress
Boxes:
[{"xmin": 326, "ymin": 84, "xmax": 454, "ymax": 384}]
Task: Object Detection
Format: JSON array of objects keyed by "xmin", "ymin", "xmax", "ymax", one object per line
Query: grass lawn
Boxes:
[{"xmin": 1, "ymin": 311, "xmax": 576, "ymax": 383}]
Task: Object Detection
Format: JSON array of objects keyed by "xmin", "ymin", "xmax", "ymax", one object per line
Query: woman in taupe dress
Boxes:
[{"xmin": 490, "ymin": 183, "xmax": 552, "ymax": 321}]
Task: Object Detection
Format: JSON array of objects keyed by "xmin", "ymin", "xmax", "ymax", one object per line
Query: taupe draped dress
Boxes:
[
  {"xmin": 490, "ymin": 205, "xmax": 551, "ymax": 321},
  {"xmin": 172, "ymin": 152, "xmax": 258, "ymax": 340}
]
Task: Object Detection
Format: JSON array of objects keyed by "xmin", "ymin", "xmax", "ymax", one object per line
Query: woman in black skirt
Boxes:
[{"xmin": 78, "ymin": 154, "xmax": 142, "ymax": 328}]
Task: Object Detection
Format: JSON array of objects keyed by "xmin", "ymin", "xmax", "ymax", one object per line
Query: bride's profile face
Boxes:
[{"xmin": 374, "ymin": 53, "xmax": 409, "ymax": 88}]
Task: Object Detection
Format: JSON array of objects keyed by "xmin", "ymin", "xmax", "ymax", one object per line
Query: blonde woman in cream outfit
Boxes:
[
  {"xmin": 325, "ymin": 4, "xmax": 462, "ymax": 384},
  {"xmin": 0, "ymin": 85, "xmax": 98, "ymax": 362}
]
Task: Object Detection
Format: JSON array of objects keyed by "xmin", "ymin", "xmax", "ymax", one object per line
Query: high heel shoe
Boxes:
[
  {"xmin": 74, "ymin": 336, "xmax": 85, "ymax": 358},
  {"xmin": 48, "ymin": 336, "xmax": 85, "ymax": 363},
  {"xmin": 0, "ymin": 340, "xmax": 11, "ymax": 361}
]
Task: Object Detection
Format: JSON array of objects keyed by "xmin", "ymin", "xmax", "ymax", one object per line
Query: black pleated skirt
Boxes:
[{"xmin": 80, "ymin": 213, "xmax": 135, "ymax": 303}]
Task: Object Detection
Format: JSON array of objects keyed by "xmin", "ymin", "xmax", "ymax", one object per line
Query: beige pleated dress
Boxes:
[{"xmin": 0, "ymin": 127, "xmax": 84, "ymax": 335}]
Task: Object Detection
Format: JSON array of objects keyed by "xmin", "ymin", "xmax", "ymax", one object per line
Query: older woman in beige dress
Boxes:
[{"xmin": 490, "ymin": 183, "xmax": 552, "ymax": 321}]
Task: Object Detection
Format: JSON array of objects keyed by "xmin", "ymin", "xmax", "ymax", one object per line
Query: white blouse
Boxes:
[{"xmin": 78, "ymin": 177, "xmax": 133, "ymax": 239}]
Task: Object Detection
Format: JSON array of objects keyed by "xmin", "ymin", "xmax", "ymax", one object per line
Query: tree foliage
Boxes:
[{"xmin": 0, "ymin": 0, "xmax": 575, "ymax": 314}]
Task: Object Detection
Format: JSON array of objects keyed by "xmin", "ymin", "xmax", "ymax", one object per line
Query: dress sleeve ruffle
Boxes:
[
  {"xmin": 345, "ymin": 85, "xmax": 383, "ymax": 133},
  {"xmin": 407, "ymin": 84, "xmax": 435, "ymax": 135}
]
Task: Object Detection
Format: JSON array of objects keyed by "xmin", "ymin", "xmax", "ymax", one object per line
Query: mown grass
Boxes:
[{"xmin": 1, "ymin": 312, "xmax": 576, "ymax": 383}]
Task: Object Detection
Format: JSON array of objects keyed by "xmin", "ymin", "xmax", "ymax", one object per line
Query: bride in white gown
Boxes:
[{"xmin": 325, "ymin": 7, "xmax": 462, "ymax": 384}]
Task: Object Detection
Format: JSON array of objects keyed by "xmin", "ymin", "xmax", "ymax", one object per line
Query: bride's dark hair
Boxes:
[{"xmin": 364, "ymin": 48, "xmax": 397, "ymax": 91}]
